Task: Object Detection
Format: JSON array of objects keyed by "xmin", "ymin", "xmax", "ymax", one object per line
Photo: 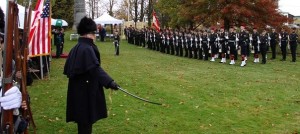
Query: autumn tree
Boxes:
[
  {"xmin": 157, "ymin": 0, "xmax": 289, "ymax": 30},
  {"xmin": 115, "ymin": 0, "xmax": 148, "ymax": 26},
  {"xmin": 114, "ymin": 0, "xmax": 129, "ymax": 21}
]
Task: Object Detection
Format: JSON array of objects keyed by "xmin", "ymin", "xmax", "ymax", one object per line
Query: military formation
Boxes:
[{"xmin": 124, "ymin": 25, "xmax": 299, "ymax": 67}]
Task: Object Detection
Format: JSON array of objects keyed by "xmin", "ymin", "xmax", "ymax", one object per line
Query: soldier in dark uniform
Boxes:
[
  {"xmin": 228, "ymin": 27, "xmax": 237, "ymax": 65},
  {"xmin": 279, "ymin": 28, "xmax": 288, "ymax": 61},
  {"xmin": 187, "ymin": 31, "xmax": 193, "ymax": 58},
  {"xmin": 245, "ymin": 28, "xmax": 251, "ymax": 59},
  {"xmin": 269, "ymin": 28, "xmax": 278, "ymax": 59},
  {"xmin": 166, "ymin": 31, "xmax": 170, "ymax": 54},
  {"xmin": 134, "ymin": 29, "xmax": 140, "ymax": 46},
  {"xmin": 174, "ymin": 31, "xmax": 179, "ymax": 56},
  {"xmin": 170, "ymin": 31, "xmax": 175, "ymax": 55},
  {"xmin": 191, "ymin": 31, "xmax": 198, "ymax": 59},
  {"xmin": 197, "ymin": 31, "xmax": 203, "ymax": 60},
  {"xmin": 140, "ymin": 28, "xmax": 146, "ymax": 47},
  {"xmin": 113, "ymin": 31, "xmax": 120, "ymax": 55},
  {"xmin": 147, "ymin": 29, "xmax": 152, "ymax": 49},
  {"xmin": 160, "ymin": 31, "xmax": 165, "ymax": 53},
  {"xmin": 289, "ymin": 28, "xmax": 299, "ymax": 62},
  {"xmin": 179, "ymin": 31, "xmax": 184, "ymax": 57},
  {"xmin": 184, "ymin": 31, "xmax": 189, "ymax": 57},
  {"xmin": 155, "ymin": 31, "xmax": 161, "ymax": 51},
  {"xmin": 201, "ymin": 30, "xmax": 209, "ymax": 60},
  {"xmin": 149, "ymin": 30, "xmax": 155, "ymax": 50},
  {"xmin": 196, "ymin": 31, "xmax": 202, "ymax": 59},
  {"xmin": 239, "ymin": 26, "xmax": 248, "ymax": 67},
  {"xmin": 145, "ymin": 28, "xmax": 149, "ymax": 48},
  {"xmin": 124, "ymin": 26, "xmax": 128, "ymax": 40},
  {"xmin": 219, "ymin": 27, "xmax": 227, "ymax": 63},
  {"xmin": 127, "ymin": 25, "xmax": 133, "ymax": 44},
  {"xmin": 259, "ymin": 29, "xmax": 269, "ymax": 64},
  {"xmin": 234, "ymin": 28, "xmax": 239, "ymax": 60},
  {"xmin": 251, "ymin": 28, "xmax": 260, "ymax": 63},
  {"xmin": 152, "ymin": 31, "xmax": 156, "ymax": 50},
  {"xmin": 209, "ymin": 28, "xmax": 218, "ymax": 61}
]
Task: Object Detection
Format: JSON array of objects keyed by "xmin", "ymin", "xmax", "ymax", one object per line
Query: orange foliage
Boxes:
[{"xmin": 157, "ymin": 0, "xmax": 290, "ymax": 30}]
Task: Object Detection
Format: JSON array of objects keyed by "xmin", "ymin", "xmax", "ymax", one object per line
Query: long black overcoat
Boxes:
[{"xmin": 63, "ymin": 37, "xmax": 113, "ymax": 124}]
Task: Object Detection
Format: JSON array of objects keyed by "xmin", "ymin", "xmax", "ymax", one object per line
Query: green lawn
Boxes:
[{"xmin": 27, "ymin": 31, "xmax": 300, "ymax": 133}]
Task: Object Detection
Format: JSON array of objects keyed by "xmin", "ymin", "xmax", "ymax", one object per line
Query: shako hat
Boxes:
[{"xmin": 77, "ymin": 16, "xmax": 97, "ymax": 35}]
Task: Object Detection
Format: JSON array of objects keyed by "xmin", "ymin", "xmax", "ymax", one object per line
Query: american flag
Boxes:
[{"xmin": 28, "ymin": 0, "xmax": 51, "ymax": 57}]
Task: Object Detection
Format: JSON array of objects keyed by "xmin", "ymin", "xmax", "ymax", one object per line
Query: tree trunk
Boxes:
[
  {"xmin": 108, "ymin": 0, "xmax": 114, "ymax": 16},
  {"xmin": 91, "ymin": 0, "xmax": 95, "ymax": 19},
  {"xmin": 134, "ymin": 0, "xmax": 138, "ymax": 28},
  {"xmin": 148, "ymin": 0, "xmax": 153, "ymax": 27},
  {"xmin": 139, "ymin": 0, "xmax": 145, "ymax": 22}
]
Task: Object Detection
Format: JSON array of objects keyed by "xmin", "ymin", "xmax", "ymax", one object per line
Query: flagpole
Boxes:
[
  {"xmin": 40, "ymin": 56, "xmax": 43, "ymax": 79},
  {"xmin": 45, "ymin": 55, "xmax": 50, "ymax": 79},
  {"xmin": 47, "ymin": 0, "xmax": 52, "ymax": 79}
]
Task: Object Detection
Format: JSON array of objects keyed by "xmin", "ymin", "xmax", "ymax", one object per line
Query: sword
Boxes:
[{"xmin": 118, "ymin": 87, "xmax": 162, "ymax": 105}]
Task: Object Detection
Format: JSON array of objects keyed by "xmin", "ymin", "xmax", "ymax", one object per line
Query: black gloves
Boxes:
[{"xmin": 109, "ymin": 81, "xmax": 120, "ymax": 90}]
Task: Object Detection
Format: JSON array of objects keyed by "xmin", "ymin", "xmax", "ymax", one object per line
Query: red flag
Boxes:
[
  {"xmin": 28, "ymin": 0, "xmax": 51, "ymax": 57},
  {"xmin": 152, "ymin": 11, "xmax": 160, "ymax": 32}
]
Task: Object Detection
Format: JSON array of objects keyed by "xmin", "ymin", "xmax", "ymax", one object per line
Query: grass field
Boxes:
[{"xmin": 27, "ymin": 31, "xmax": 300, "ymax": 133}]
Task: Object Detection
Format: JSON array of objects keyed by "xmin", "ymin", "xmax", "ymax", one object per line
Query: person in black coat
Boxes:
[
  {"xmin": 279, "ymin": 28, "xmax": 288, "ymax": 61},
  {"xmin": 259, "ymin": 29, "xmax": 269, "ymax": 64},
  {"xmin": 52, "ymin": 27, "xmax": 63, "ymax": 58},
  {"xmin": 113, "ymin": 31, "xmax": 120, "ymax": 55},
  {"xmin": 100, "ymin": 27, "xmax": 106, "ymax": 42},
  {"xmin": 289, "ymin": 28, "xmax": 299, "ymax": 62},
  {"xmin": 269, "ymin": 28, "xmax": 278, "ymax": 60},
  {"xmin": 60, "ymin": 28, "xmax": 65, "ymax": 55},
  {"xmin": 63, "ymin": 17, "xmax": 120, "ymax": 134}
]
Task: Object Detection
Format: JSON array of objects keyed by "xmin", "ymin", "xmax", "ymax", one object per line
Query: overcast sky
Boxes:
[{"xmin": 279, "ymin": 0, "xmax": 300, "ymax": 16}]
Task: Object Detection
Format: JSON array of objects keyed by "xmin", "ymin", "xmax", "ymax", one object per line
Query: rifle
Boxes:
[
  {"xmin": 267, "ymin": 33, "xmax": 271, "ymax": 47},
  {"xmin": 279, "ymin": 33, "xmax": 282, "ymax": 47},
  {"xmin": 1, "ymin": 1, "xmax": 18, "ymax": 133},
  {"xmin": 287, "ymin": 34, "xmax": 290, "ymax": 50},
  {"xmin": 208, "ymin": 33, "xmax": 211, "ymax": 54},
  {"xmin": 20, "ymin": 0, "xmax": 37, "ymax": 133},
  {"xmin": 217, "ymin": 33, "xmax": 221, "ymax": 53},
  {"xmin": 257, "ymin": 35, "xmax": 261, "ymax": 52},
  {"xmin": 199, "ymin": 35, "xmax": 202, "ymax": 50}
]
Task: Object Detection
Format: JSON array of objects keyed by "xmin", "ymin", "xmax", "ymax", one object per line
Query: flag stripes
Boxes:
[{"xmin": 28, "ymin": 0, "xmax": 51, "ymax": 57}]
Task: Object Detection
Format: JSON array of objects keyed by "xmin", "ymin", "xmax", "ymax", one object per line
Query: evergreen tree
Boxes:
[{"xmin": 52, "ymin": 0, "xmax": 74, "ymax": 28}]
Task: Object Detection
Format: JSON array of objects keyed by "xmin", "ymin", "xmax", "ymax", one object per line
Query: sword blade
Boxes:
[{"xmin": 118, "ymin": 87, "xmax": 162, "ymax": 105}]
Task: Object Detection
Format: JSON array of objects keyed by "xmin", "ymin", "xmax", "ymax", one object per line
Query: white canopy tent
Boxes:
[
  {"xmin": 94, "ymin": 13, "xmax": 123, "ymax": 25},
  {"xmin": 0, "ymin": 1, "xmax": 28, "ymax": 29},
  {"xmin": 1, "ymin": 2, "xmax": 69, "ymax": 29}
]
